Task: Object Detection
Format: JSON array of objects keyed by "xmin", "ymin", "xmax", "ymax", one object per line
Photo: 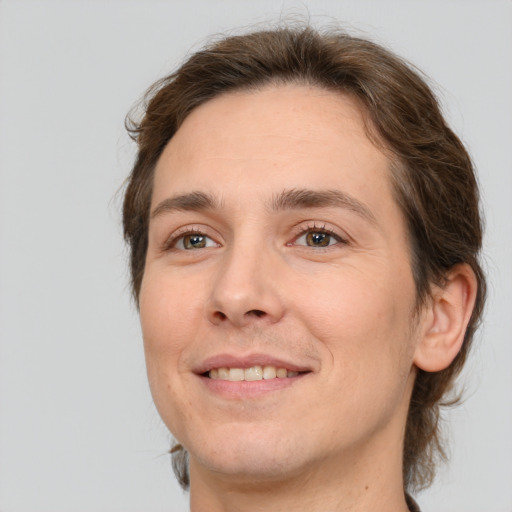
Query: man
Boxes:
[{"xmin": 122, "ymin": 25, "xmax": 485, "ymax": 512}]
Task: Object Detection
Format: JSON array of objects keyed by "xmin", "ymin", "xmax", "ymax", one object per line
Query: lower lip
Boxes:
[{"xmin": 198, "ymin": 373, "xmax": 308, "ymax": 399}]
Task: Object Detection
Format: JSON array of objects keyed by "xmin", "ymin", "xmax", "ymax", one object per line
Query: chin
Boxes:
[
  {"xmin": 192, "ymin": 452, "xmax": 305, "ymax": 485},
  {"xmin": 187, "ymin": 427, "xmax": 311, "ymax": 483}
]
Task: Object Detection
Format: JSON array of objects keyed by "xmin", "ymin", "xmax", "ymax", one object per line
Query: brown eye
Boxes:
[
  {"xmin": 183, "ymin": 234, "xmax": 207, "ymax": 249},
  {"xmin": 295, "ymin": 229, "xmax": 341, "ymax": 248},
  {"xmin": 174, "ymin": 233, "xmax": 217, "ymax": 250},
  {"xmin": 305, "ymin": 231, "xmax": 332, "ymax": 247}
]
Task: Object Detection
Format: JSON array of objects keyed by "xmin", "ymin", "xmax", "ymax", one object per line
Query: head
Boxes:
[{"xmin": 123, "ymin": 25, "xmax": 485, "ymax": 492}]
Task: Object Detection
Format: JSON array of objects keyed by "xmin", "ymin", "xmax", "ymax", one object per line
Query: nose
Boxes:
[{"xmin": 205, "ymin": 242, "xmax": 285, "ymax": 328}]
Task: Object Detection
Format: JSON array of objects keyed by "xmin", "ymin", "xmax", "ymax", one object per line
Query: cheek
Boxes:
[
  {"xmin": 138, "ymin": 270, "xmax": 203, "ymax": 393},
  {"xmin": 140, "ymin": 268, "xmax": 203, "ymax": 345},
  {"xmin": 295, "ymin": 267, "xmax": 415, "ymax": 377},
  {"xmin": 299, "ymin": 273, "xmax": 395, "ymax": 335},
  {"xmin": 295, "ymin": 270, "xmax": 417, "ymax": 436},
  {"xmin": 138, "ymin": 272, "xmax": 203, "ymax": 434}
]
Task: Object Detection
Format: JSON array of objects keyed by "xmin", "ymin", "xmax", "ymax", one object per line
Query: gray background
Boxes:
[{"xmin": 0, "ymin": 1, "xmax": 510, "ymax": 511}]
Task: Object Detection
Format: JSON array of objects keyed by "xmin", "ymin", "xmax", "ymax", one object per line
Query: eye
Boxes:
[
  {"xmin": 174, "ymin": 232, "xmax": 218, "ymax": 250},
  {"xmin": 294, "ymin": 229, "xmax": 343, "ymax": 248}
]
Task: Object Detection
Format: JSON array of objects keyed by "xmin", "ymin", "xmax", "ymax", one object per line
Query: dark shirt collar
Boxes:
[{"xmin": 405, "ymin": 494, "xmax": 421, "ymax": 512}]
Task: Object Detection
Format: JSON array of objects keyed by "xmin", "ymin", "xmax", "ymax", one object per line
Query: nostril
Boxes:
[
  {"xmin": 209, "ymin": 308, "xmax": 269, "ymax": 325},
  {"xmin": 247, "ymin": 309, "xmax": 266, "ymax": 318}
]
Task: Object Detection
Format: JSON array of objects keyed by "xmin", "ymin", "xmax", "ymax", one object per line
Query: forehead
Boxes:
[{"xmin": 152, "ymin": 84, "xmax": 393, "ymax": 216}]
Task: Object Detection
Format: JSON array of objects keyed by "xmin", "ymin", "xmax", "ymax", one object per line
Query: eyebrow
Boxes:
[
  {"xmin": 150, "ymin": 188, "xmax": 377, "ymax": 225},
  {"xmin": 151, "ymin": 191, "xmax": 221, "ymax": 219},
  {"xmin": 270, "ymin": 188, "xmax": 377, "ymax": 225}
]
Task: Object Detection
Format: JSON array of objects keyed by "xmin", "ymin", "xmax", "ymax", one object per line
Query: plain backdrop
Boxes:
[{"xmin": 0, "ymin": 1, "xmax": 511, "ymax": 511}]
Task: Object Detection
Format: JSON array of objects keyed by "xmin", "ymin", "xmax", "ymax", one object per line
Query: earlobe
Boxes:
[{"xmin": 413, "ymin": 264, "xmax": 478, "ymax": 373}]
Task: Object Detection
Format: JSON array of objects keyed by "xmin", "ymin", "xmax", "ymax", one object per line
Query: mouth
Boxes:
[
  {"xmin": 204, "ymin": 365, "xmax": 309, "ymax": 381},
  {"xmin": 195, "ymin": 354, "xmax": 313, "ymax": 397}
]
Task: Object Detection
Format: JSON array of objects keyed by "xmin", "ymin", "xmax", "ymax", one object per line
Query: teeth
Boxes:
[
  {"xmin": 244, "ymin": 366, "xmax": 263, "ymax": 381},
  {"xmin": 208, "ymin": 365, "xmax": 301, "ymax": 381},
  {"xmin": 229, "ymin": 368, "xmax": 245, "ymax": 381},
  {"xmin": 276, "ymin": 367, "xmax": 287, "ymax": 378},
  {"xmin": 218, "ymin": 367, "xmax": 229, "ymax": 380},
  {"xmin": 262, "ymin": 365, "xmax": 276, "ymax": 379}
]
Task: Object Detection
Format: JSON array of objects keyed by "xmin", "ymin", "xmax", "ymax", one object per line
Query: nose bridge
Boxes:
[{"xmin": 206, "ymin": 232, "xmax": 283, "ymax": 326}]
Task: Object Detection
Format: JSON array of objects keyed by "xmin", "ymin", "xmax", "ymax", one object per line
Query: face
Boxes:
[{"xmin": 140, "ymin": 85, "xmax": 423, "ymax": 484}]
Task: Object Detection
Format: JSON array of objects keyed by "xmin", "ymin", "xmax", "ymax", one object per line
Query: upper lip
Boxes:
[{"xmin": 195, "ymin": 353, "xmax": 313, "ymax": 374}]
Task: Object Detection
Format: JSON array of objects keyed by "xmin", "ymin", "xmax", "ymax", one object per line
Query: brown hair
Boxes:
[{"xmin": 123, "ymin": 25, "xmax": 486, "ymax": 492}]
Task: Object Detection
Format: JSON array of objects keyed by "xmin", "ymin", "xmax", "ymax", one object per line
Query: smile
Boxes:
[
  {"xmin": 197, "ymin": 356, "xmax": 312, "ymax": 398},
  {"xmin": 208, "ymin": 365, "xmax": 302, "ymax": 381}
]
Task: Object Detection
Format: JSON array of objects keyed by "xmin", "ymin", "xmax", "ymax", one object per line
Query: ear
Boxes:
[{"xmin": 414, "ymin": 263, "xmax": 478, "ymax": 372}]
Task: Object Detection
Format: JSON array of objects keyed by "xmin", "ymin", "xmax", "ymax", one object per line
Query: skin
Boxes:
[{"xmin": 139, "ymin": 85, "xmax": 475, "ymax": 512}]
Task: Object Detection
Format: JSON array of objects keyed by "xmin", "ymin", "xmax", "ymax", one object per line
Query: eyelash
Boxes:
[
  {"xmin": 161, "ymin": 227, "xmax": 218, "ymax": 252},
  {"xmin": 161, "ymin": 222, "xmax": 348, "ymax": 252},
  {"xmin": 290, "ymin": 222, "xmax": 348, "ymax": 248}
]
